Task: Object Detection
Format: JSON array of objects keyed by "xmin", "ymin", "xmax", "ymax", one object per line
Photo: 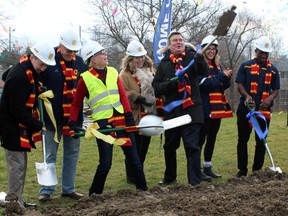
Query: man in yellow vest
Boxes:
[{"xmin": 69, "ymin": 41, "xmax": 148, "ymax": 195}]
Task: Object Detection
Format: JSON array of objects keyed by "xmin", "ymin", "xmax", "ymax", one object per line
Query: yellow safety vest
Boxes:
[{"xmin": 81, "ymin": 67, "xmax": 124, "ymax": 121}]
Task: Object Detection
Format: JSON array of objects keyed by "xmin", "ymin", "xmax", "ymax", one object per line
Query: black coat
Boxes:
[
  {"xmin": 0, "ymin": 59, "xmax": 43, "ymax": 151},
  {"xmin": 38, "ymin": 48, "xmax": 88, "ymax": 129},
  {"xmin": 152, "ymin": 46, "xmax": 208, "ymax": 123}
]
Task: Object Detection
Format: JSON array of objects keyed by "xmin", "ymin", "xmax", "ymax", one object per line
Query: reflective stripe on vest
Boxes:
[{"xmin": 81, "ymin": 67, "xmax": 124, "ymax": 121}]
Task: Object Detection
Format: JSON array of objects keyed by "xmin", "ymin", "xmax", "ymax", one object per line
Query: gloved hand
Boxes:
[
  {"xmin": 193, "ymin": 53, "xmax": 205, "ymax": 63},
  {"xmin": 69, "ymin": 121, "xmax": 80, "ymax": 139},
  {"xmin": 167, "ymin": 76, "xmax": 180, "ymax": 89},
  {"xmin": 134, "ymin": 96, "xmax": 153, "ymax": 106},
  {"xmin": 125, "ymin": 112, "xmax": 136, "ymax": 127}
]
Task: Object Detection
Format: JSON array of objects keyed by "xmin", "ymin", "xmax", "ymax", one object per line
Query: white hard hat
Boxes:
[
  {"xmin": 59, "ymin": 28, "xmax": 81, "ymax": 51},
  {"xmin": 81, "ymin": 41, "xmax": 104, "ymax": 62},
  {"xmin": 255, "ymin": 36, "xmax": 273, "ymax": 52},
  {"xmin": 138, "ymin": 115, "xmax": 164, "ymax": 136},
  {"xmin": 30, "ymin": 41, "xmax": 56, "ymax": 66},
  {"xmin": 201, "ymin": 35, "xmax": 218, "ymax": 46},
  {"xmin": 126, "ymin": 40, "xmax": 147, "ymax": 57}
]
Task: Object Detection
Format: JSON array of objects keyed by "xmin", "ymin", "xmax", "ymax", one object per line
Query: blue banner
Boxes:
[{"xmin": 153, "ymin": 0, "xmax": 172, "ymax": 64}]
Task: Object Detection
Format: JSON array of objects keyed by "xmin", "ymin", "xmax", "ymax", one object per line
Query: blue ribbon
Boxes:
[
  {"xmin": 175, "ymin": 45, "xmax": 202, "ymax": 77},
  {"xmin": 164, "ymin": 45, "xmax": 202, "ymax": 112},
  {"xmin": 246, "ymin": 111, "xmax": 268, "ymax": 140}
]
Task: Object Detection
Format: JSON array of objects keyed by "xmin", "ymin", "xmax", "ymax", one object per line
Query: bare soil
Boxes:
[{"xmin": 1, "ymin": 169, "xmax": 287, "ymax": 216}]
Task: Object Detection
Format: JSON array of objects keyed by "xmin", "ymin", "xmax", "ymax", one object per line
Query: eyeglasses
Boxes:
[
  {"xmin": 93, "ymin": 50, "xmax": 107, "ymax": 57},
  {"xmin": 207, "ymin": 48, "xmax": 217, "ymax": 51}
]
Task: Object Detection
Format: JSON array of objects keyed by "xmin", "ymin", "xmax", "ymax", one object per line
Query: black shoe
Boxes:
[
  {"xmin": 201, "ymin": 172, "xmax": 212, "ymax": 182},
  {"xmin": 236, "ymin": 170, "xmax": 247, "ymax": 178},
  {"xmin": 158, "ymin": 179, "xmax": 176, "ymax": 186},
  {"xmin": 23, "ymin": 202, "xmax": 37, "ymax": 209},
  {"xmin": 203, "ymin": 166, "xmax": 222, "ymax": 178}
]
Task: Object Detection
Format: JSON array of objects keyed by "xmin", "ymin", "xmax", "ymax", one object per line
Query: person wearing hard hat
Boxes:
[
  {"xmin": 119, "ymin": 40, "xmax": 158, "ymax": 184},
  {"xmin": 198, "ymin": 35, "xmax": 233, "ymax": 181},
  {"xmin": 38, "ymin": 28, "xmax": 88, "ymax": 202},
  {"xmin": 0, "ymin": 41, "xmax": 56, "ymax": 208},
  {"xmin": 68, "ymin": 41, "xmax": 148, "ymax": 195},
  {"xmin": 152, "ymin": 31, "xmax": 209, "ymax": 187},
  {"xmin": 235, "ymin": 35, "xmax": 280, "ymax": 177}
]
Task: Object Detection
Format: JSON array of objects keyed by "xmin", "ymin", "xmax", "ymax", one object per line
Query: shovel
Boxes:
[
  {"xmin": 200, "ymin": 5, "xmax": 237, "ymax": 54},
  {"xmin": 35, "ymin": 98, "xmax": 58, "ymax": 186},
  {"xmin": 77, "ymin": 114, "xmax": 192, "ymax": 137},
  {"xmin": 245, "ymin": 101, "xmax": 282, "ymax": 173}
]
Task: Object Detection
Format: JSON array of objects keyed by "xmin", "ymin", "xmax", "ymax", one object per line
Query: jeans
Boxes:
[
  {"xmin": 39, "ymin": 128, "xmax": 80, "ymax": 195},
  {"xmin": 237, "ymin": 109, "xmax": 270, "ymax": 173},
  {"xmin": 89, "ymin": 133, "xmax": 147, "ymax": 195},
  {"xmin": 163, "ymin": 123, "xmax": 202, "ymax": 186}
]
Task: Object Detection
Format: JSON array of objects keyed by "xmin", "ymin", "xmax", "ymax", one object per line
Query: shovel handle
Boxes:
[
  {"xmin": 74, "ymin": 127, "xmax": 127, "ymax": 137},
  {"xmin": 245, "ymin": 100, "xmax": 256, "ymax": 111}
]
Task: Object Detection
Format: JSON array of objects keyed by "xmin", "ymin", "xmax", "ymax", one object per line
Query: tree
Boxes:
[
  {"xmin": 86, "ymin": 0, "xmax": 286, "ymax": 110},
  {"xmin": 0, "ymin": 49, "xmax": 21, "ymax": 69},
  {"xmin": 87, "ymin": 0, "xmax": 227, "ymax": 68},
  {"xmin": 0, "ymin": 0, "xmax": 24, "ymax": 69}
]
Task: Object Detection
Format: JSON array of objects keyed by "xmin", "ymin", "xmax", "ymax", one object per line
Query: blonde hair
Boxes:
[{"xmin": 120, "ymin": 54, "xmax": 155, "ymax": 74}]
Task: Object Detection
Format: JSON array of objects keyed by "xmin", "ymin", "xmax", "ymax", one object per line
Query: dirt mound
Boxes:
[{"xmin": 2, "ymin": 169, "xmax": 287, "ymax": 216}]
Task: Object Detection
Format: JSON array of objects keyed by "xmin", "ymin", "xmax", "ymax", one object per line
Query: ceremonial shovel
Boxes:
[
  {"xmin": 245, "ymin": 101, "xmax": 282, "ymax": 173},
  {"xmin": 35, "ymin": 98, "xmax": 58, "ymax": 186},
  {"xmin": 78, "ymin": 114, "xmax": 192, "ymax": 137}
]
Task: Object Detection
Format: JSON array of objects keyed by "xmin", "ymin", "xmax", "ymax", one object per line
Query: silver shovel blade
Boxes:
[
  {"xmin": 163, "ymin": 114, "xmax": 192, "ymax": 130},
  {"xmin": 35, "ymin": 162, "xmax": 58, "ymax": 186},
  {"xmin": 270, "ymin": 166, "xmax": 282, "ymax": 173}
]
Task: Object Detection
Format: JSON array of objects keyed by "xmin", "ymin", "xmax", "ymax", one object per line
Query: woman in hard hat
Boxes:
[
  {"xmin": 198, "ymin": 35, "xmax": 233, "ymax": 180},
  {"xmin": 0, "ymin": 41, "xmax": 55, "ymax": 208},
  {"xmin": 69, "ymin": 41, "xmax": 148, "ymax": 195},
  {"xmin": 119, "ymin": 40, "xmax": 158, "ymax": 184},
  {"xmin": 235, "ymin": 35, "xmax": 280, "ymax": 177}
]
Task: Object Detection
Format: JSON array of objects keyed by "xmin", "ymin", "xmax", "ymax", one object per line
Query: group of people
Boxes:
[{"xmin": 0, "ymin": 26, "xmax": 280, "ymax": 208}]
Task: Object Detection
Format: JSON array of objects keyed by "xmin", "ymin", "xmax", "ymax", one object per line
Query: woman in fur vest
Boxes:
[{"xmin": 119, "ymin": 40, "xmax": 156, "ymax": 184}]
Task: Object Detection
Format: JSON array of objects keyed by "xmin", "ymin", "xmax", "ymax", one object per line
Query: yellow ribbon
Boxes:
[
  {"xmin": 38, "ymin": 90, "xmax": 59, "ymax": 143},
  {"xmin": 85, "ymin": 123, "xmax": 126, "ymax": 146}
]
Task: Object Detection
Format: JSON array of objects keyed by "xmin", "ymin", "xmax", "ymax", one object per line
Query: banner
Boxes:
[{"xmin": 153, "ymin": 0, "xmax": 172, "ymax": 64}]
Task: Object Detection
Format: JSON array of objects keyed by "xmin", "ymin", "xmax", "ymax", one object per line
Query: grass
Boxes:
[{"xmin": 0, "ymin": 112, "xmax": 287, "ymax": 210}]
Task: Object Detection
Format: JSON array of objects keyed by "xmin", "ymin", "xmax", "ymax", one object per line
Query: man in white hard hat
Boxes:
[
  {"xmin": 235, "ymin": 35, "xmax": 280, "ymax": 177},
  {"xmin": 38, "ymin": 28, "xmax": 88, "ymax": 201},
  {"xmin": 0, "ymin": 41, "xmax": 55, "ymax": 208}
]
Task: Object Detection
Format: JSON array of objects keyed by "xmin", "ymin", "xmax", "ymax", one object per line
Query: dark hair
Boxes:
[{"xmin": 168, "ymin": 32, "xmax": 183, "ymax": 44}]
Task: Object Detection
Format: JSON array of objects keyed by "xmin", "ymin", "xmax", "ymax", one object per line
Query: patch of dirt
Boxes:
[{"xmin": 2, "ymin": 169, "xmax": 288, "ymax": 216}]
